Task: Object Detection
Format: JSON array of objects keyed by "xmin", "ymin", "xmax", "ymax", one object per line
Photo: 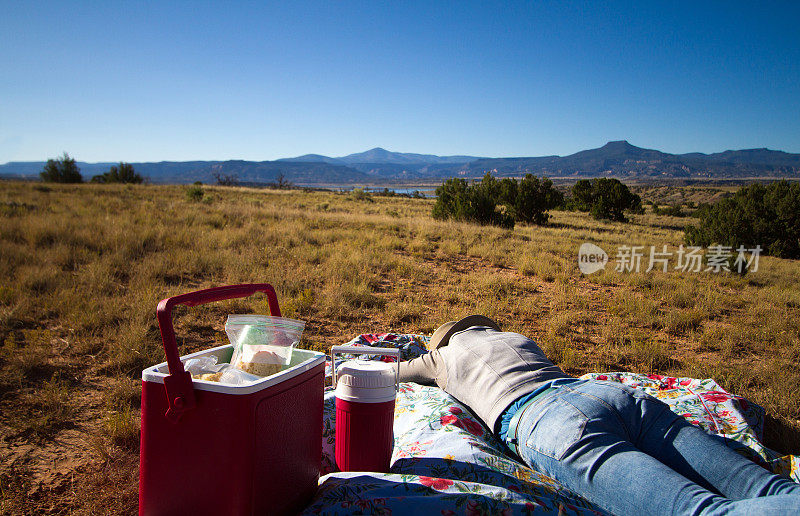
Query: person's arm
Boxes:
[{"xmin": 398, "ymin": 351, "xmax": 442, "ymax": 386}]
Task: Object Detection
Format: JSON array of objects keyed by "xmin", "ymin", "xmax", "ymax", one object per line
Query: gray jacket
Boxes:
[{"xmin": 398, "ymin": 326, "xmax": 570, "ymax": 431}]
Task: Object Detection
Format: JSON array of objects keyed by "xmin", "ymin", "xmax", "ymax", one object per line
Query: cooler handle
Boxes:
[
  {"xmin": 156, "ymin": 283, "xmax": 281, "ymax": 422},
  {"xmin": 330, "ymin": 345, "xmax": 400, "ymax": 392}
]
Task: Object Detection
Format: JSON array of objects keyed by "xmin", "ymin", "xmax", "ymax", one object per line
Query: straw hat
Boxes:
[{"xmin": 428, "ymin": 315, "xmax": 501, "ymax": 350}]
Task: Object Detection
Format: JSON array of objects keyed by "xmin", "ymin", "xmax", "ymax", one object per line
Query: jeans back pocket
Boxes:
[{"xmin": 524, "ymin": 395, "xmax": 588, "ymax": 461}]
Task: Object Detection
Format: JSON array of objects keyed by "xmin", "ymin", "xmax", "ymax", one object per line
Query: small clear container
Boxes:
[{"xmin": 226, "ymin": 315, "xmax": 305, "ymax": 377}]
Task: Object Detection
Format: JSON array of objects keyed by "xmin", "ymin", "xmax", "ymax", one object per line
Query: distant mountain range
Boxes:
[
  {"xmin": 2, "ymin": 142, "xmax": 799, "ymax": 185},
  {"xmin": 279, "ymin": 147, "xmax": 481, "ymax": 166},
  {"xmin": 452, "ymin": 141, "xmax": 800, "ymax": 179},
  {"xmin": 276, "ymin": 148, "xmax": 484, "ymax": 180}
]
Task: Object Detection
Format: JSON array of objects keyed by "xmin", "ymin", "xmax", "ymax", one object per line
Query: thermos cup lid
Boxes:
[{"xmin": 334, "ymin": 359, "xmax": 397, "ymax": 403}]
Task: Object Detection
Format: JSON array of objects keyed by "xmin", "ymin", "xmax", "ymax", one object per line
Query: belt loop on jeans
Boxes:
[{"xmin": 505, "ymin": 388, "xmax": 552, "ymax": 457}]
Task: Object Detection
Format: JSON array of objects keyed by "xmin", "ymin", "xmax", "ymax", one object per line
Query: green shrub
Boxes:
[
  {"xmin": 685, "ymin": 180, "xmax": 800, "ymax": 259},
  {"xmin": 348, "ymin": 187, "xmax": 374, "ymax": 202},
  {"xmin": 432, "ymin": 176, "xmax": 512, "ymax": 228},
  {"xmin": 40, "ymin": 153, "xmax": 82, "ymax": 183},
  {"xmin": 571, "ymin": 179, "xmax": 595, "ymax": 211},
  {"xmin": 432, "ymin": 173, "xmax": 560, "ymax": 228},
  {"xmin": 91, "ymin": 163, "xmax": 142, "ymax": 184},
  {"xmin": 690, "ymin": 203, "xmax": 712, "ymax": 218},
  {"xmin": 185, "ymin": 185, "xmax": 205, "ymax": 202},
  {"xmin": 512, "ymin": 174, "xmax": 564, "ymax": 224},
  {"xmin": 569, "ymin": 178, "xmax": 642, "ymax": 222},
  {"xmin": 653, "ymin": 204, "xmax": 685, "ymax": 217}
]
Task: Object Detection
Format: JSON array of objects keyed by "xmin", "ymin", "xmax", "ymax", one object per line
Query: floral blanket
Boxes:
[{"xmin": 303, "ymin": 334, "xmax": 800, "ymax": 515}]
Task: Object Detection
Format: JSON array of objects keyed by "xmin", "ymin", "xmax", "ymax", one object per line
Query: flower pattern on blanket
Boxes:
[
  {"xmin": 310, "ymin": 382, "xmax": 608, "ymax": 515},
  {"xmin": 580, "ymin": 371, "xmax": 798, "ymax": 481},
  {"xmin": 305, "ymin": 334, "xmax": 799, "ymax": 515}
]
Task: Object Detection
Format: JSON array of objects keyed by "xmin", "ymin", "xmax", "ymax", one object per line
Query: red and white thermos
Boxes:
[{"xmin": 331, "ymin": 346, "xmax": 399, "ymax": 472}]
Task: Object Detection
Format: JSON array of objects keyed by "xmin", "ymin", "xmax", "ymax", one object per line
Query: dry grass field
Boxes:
[{"xmin": 1, "ymin": 180, "xmax": 799, "ymax": 514}]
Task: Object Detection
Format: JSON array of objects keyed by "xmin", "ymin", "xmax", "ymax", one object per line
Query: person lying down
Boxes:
[{"xmin": 398, "ymin": 315, "xmax": 800, "ymax": 516}]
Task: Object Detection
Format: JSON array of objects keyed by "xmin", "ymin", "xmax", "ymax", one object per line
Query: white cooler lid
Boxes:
[
  {"xmin": 335, "ymin": 359, "xmax": 397, "ymax": 403},
  {"xmin": 142, "ymin": 344, "xmax": 325, "ymax": 395}
]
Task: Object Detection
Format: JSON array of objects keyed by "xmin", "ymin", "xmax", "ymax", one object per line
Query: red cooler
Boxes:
[{"xmin": 139, "ymin": 284, "xmax": 325, "ymax": 516}]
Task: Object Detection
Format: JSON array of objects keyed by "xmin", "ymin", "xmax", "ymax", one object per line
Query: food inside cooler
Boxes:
[
  {"xmin": 235, "ymin": 349, "xmax": 286, "ymax": 376},
  {"xmin": 179, "ymin": 315, "xmax": 307, "ymax": 384},
  {"xmin": 226, "ymin": 315, "xmax": 306, "ymax": 378},
  {"xmin": 183, "ymin": 355, "xmax": 261, "ymax": 385}
]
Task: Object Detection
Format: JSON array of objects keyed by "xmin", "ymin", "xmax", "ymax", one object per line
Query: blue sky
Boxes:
[{"xmin": 1, "ymin": 1, "xmax": 799, "ymax": 162}]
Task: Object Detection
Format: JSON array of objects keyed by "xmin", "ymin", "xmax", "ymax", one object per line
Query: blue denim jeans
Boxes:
[{"xmin": 515, "ymin": 380, "xmax": 800, "ymax": 515}]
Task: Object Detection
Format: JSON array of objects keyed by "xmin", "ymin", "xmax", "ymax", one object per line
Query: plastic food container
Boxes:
[{"xmin": 227, "ymin": 315, "xmax": 306, "ymax": 377}]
